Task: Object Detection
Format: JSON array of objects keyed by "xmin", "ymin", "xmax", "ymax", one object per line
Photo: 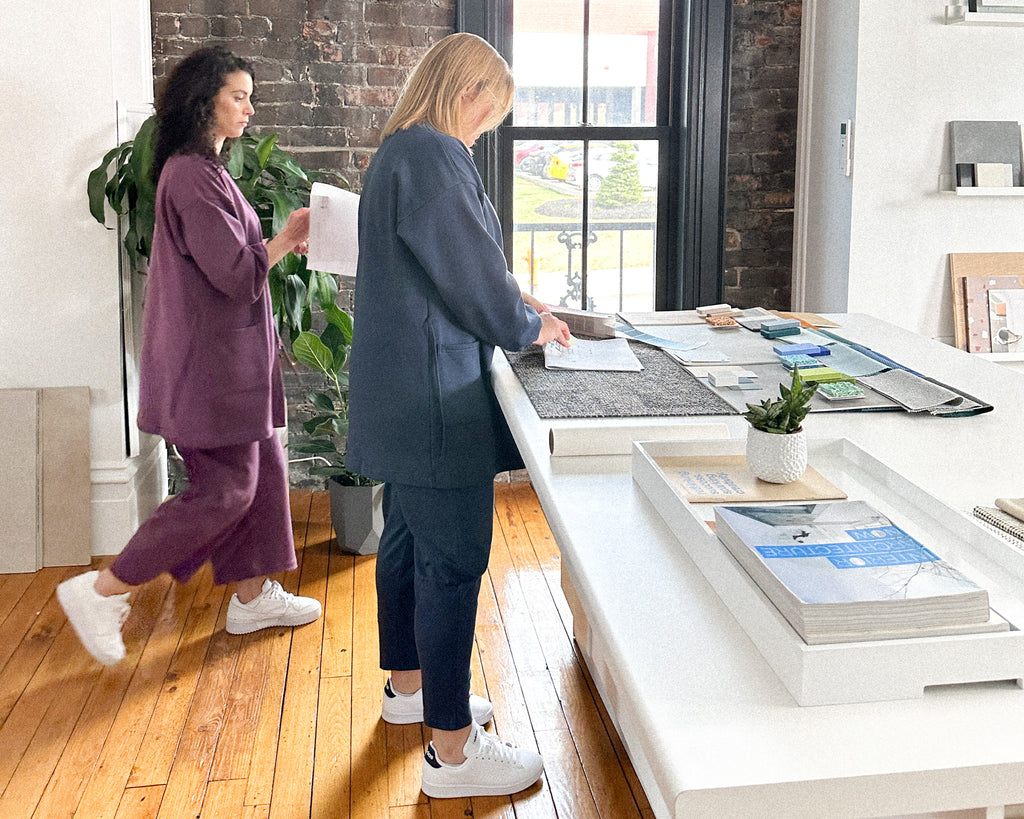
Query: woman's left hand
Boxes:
[{"xmin": 293, "ymin": 240, "xmax": 309, "ymax": 256}]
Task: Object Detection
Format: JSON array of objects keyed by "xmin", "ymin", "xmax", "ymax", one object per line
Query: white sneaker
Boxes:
[
  {"xmin": 382, "ymin": 677, "xmax": 494, "ymax": 725},
  {"xmin": 57, "ymin": 570, "xmax": 131, "ymax": 666},
  {"xmin": 225, "ymin": 578, "xmax": 322, "ymax": 635},
  {"xmin": 421, "ymin": 722, "xmax": 544, "ymax": 799}
]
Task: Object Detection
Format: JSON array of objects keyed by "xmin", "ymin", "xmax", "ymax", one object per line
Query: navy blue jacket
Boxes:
[{"xmin": 347, "ymin": 124, "xmax": 542, "ymax": 488}]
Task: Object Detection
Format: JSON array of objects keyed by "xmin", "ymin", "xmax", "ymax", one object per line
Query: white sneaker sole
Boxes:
[
  {"xmin": 225, "ymin": 610, "xmax": 321, "ymax": 635},
  {"xmin": 421, "ymin": 769, "xmax": 543, "ymax": 799}
]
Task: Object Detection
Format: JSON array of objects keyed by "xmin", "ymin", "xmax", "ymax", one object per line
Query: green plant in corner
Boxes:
[
  {"xmin": 289, "ymin": 309, "xmax": 376, "ymax": 488},
  {"xmin": 743, "ymin": 367, "xmax": 819, "ymax": 434},
  {"xmin": 86, "ymin": 114, "xmax": 347, "ymax": 346}
]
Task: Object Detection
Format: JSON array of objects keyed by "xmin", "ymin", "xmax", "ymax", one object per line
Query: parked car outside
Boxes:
[{"xmin": 566, "ymin": 143, "xmax": 659, "ymax": 191}]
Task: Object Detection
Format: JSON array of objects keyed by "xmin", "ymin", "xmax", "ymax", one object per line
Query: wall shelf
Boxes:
[
  {"xmin": 945, "ymin": 5, "xmax": 1024, "ymax": 25},
  {"xmin": 953, "ymin": 186, "xmax": 1024, "ymax": 196}
]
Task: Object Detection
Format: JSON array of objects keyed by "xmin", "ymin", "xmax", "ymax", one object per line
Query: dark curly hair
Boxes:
[{"xmin": 152, "ymin": 46, "xmax": 254, "ymax": 182}]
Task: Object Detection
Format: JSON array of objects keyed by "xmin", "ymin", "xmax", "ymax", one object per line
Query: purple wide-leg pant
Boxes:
[{"xmin": 111, "ymin": 434, "xmax": 297, "ymax": 586}]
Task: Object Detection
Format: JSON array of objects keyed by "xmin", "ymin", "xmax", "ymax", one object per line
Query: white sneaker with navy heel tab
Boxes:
[
  {"xmin": 382, "ymin": 678, "xmax": 494, "ymax": 725},
  {"xmin": 421, "ymin": 721, "xmax": 544, "ymax": 799},
  {"xmin": 225, "ymin": 578, "xmax": 321, "ymax": 634}
]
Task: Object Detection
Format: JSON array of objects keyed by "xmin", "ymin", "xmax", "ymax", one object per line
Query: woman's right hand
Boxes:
[
  {"xmin": 535, "ymin": 312, "xmax": 572, "ymax": 348},
  {"xmin": 265, "ymin": 207, "xmax": 311, "ymax": 268}
]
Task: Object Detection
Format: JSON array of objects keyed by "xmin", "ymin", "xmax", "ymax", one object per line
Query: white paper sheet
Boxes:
[
  {"xmin": 306, "ymin": 182, "xmax": 360, "ymax": 277},
  {"xmin": 543, "ymin": 336, "xmax": 643, "ymax": 371}
]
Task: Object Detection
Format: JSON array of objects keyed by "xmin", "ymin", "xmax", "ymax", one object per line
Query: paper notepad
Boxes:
[
  {"xmin": 306, "ymin": 182, "xmax": 360, "ymax": 277},
  {"xmin": 543, "ymin": 337, "xmax": 643, "ymax": 372}
]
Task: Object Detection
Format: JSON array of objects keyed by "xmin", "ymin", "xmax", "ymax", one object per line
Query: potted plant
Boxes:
[
  {"xmin": 742, "ymin": 367, "xmax": 820, "ymax": 483},
  {"xmin": 289, "ymin": 315, "xmax": 382, "ymax": 555}
]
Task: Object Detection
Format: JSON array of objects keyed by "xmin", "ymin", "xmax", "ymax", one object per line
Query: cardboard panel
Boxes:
[{"xmin": 0, "ymin": 390, "xmax": 42, "ymax": 573}]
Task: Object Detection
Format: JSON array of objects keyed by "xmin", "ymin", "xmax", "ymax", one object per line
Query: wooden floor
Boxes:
[{"xmin": 0, "ymin": 479, "xmax": 654, "ymax": 818}]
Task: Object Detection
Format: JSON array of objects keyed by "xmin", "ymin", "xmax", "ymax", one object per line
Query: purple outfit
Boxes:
[{"xmin": 111, "ymin": 153, "xmax": 296, "ymax": 587}]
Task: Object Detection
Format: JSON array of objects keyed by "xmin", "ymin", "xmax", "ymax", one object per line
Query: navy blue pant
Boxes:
[{"xmin": 376, "ymin": 481, "xmax": 494, "ymax": 731}]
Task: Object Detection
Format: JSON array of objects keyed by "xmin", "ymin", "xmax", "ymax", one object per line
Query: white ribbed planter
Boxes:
[{"xmin": 745, "ymin": 426, "xmax": 808, "ymax": 484}]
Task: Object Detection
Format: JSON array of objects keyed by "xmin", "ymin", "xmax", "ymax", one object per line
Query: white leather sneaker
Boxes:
[
  {"xmin": 225, "ymin": 578, "xmax": 322, "ymax": 634},
  {"xmin": 57, "ymin": 570, "xmax": 131, "ymax": 666},
  {"xmin": 381, "ymin": 677, "xmax": 494, "ymax": 725},
  {"xmin": 420, "ymin": 722, "xmax": 544, "ymax": 799}
]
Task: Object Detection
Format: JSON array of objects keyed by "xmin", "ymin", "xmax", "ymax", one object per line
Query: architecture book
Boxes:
[{"xmin": 713, "ymin": 500, "xmax": 1006, "ymax": 644}]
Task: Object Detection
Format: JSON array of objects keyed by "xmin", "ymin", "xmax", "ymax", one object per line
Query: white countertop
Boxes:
[{"xmin": 492, "ymin": 313, "xmax": 1024, "ymax": 819}]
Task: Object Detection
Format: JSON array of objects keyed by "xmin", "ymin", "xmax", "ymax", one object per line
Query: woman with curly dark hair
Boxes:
[{"xmin": 58, "ymin": 47, "xmax": 320, "ymax": 666}]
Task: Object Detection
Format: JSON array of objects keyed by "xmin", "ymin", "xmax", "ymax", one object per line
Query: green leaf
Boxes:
[
  {"xmin": 292, "ymin": 331, "xmax": 334, "ymax": 375},
  {"xmin": 290, "ymin": 440, "xmax": 338, "ymax": 454},
  {"xmin": 255, "ymin": 133, "xmax": 279, "ymax": 169}
]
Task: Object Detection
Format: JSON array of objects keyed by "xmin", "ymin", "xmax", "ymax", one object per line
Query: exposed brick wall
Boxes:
[
  {"xmin": 725, "ymin": 0, "xmax": 802, "ymax": 311},
  {"xmin": 151, "ymin": 0, "xmax": 456, "ymax": 192}
]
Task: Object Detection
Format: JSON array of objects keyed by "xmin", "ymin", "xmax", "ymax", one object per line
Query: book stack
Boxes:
[{"xmin": 713, "ymin": 500, "xmax": 1007, "ymax": 645}]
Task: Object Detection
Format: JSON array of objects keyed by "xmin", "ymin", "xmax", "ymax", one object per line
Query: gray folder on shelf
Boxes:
[{"xmin": 950, "ymin": 120, "xmax": 1023, "ymax": 186}]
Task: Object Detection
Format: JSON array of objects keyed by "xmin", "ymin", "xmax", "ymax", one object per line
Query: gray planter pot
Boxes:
[{"xmin": 328, "ymin": 480, "xmax": 384, "ymax": 555}]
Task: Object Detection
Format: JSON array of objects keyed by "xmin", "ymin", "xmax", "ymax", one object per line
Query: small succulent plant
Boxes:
[{"xmin": 743, "ymin": 367, "xmax": 819, "ymax": 434}]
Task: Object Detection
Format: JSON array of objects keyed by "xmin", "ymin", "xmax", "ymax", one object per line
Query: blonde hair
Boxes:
[{"xmin": 382, "ymin": 33, "xmax": 514, "ymax": 141}]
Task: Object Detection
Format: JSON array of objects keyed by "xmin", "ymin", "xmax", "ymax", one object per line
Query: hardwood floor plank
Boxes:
[
  {"xmin": 0, "ymin": 618, "xmax": 100, "ymax": 795},
  {"xmin": 0, "ymin": 567, "xmax": 73, "ymax": 708},
  {"xmin": 0, "ymin": 574, "xmax": 70, "ymax": 729},
  {"xmin": 534, "ymin": 727, "xmax": 602, "ymax": 819},
  {"xmin": 73, "ymin": 574, "xmax": 204, "ymax": 819},
  {"xmin": 243, "ymin": 493, "xmax": 314, "ymax": 809},
  {"xmin": 322, "ymin": 494, "xmax": 355, "ymax": 680},
  {"xmin": 208, "ymin": 626, "xmax": 272, "ymax": 782},
  {"xmin": 350, "ymin": 553, "xmax": 389, "ymax": 817},
  {"xmin": 0, "ymin": 573, "xmax": 35, "ymax": 634},
  {"xmin": 113, "ymin": 785, "xmax": 164, "ymax": 819},
  {"xmin": 384, "ymin": 721, "xmax": 426, "ymax": 810},
  {"xmin": 126, "ymin": 567, "xmax": 222, "ymax": 788},
  {"xmin": 199, "ymin": 777, "xmax": 247, "ymax": 818},
  {"xmin": 155, "ymin": 594, "xmax": 241, "ymax": 819},
  {"xmin": 29, "ymin": 575, "xmax": 173, "ymax": 819},
  {"xmin": 268, "ymin": 507, "xmax": 330, "ymax": 819},
  {"xmin": 310, "ymin": 675, "xmax": 351, "ymax": 819},
  {"xmin": 240, "ymin": 627, "xmax": 292, "ymax": 809}
]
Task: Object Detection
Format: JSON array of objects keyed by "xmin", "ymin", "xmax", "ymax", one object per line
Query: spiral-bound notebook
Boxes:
[{"xmin": 973, "ymin": 506, "xmax": 1024, "ymax": 547}]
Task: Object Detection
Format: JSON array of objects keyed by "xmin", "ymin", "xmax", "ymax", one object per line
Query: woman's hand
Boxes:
[
  {"xmin": 535, "ymin": 312, "xmax": 572, "ymax": 348},
  {"xmin": 264, "ymin": 207, "xmax": 311, "ymax": 268}
]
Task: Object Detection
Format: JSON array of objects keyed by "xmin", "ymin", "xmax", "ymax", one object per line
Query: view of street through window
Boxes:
[{"xmin": 508, "ymin": 0, "xmax": 661, "ymax": 313}]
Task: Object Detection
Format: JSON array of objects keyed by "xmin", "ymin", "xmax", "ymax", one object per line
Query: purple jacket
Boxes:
[{"xmin": 137, "ymin": 153, "xmax": 284, "ymax": 449}]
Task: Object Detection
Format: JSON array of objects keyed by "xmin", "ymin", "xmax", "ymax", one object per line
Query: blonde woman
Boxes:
[{"xmin": 347, "ymin": 33, "xmax": 570, "ymax": 799}]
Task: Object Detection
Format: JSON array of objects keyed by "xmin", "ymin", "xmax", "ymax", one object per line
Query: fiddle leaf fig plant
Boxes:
[
  {"xmin": 743, "ymin": 367, "xmax": 819, "ymax": 434},
  {"xmin": 86, "ymin": 114, "xmax": 346, "ymax": 346},
  {"xmin": 289, "ymin": 308, "xmax": 376, "ymax": 487}
]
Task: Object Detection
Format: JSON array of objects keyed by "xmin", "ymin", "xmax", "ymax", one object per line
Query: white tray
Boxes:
[{"xmin": 632, "ymin": 436, "xmax": 1024, "ymax": 706}]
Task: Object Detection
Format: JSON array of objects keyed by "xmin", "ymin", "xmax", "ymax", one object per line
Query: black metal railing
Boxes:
[{"xmin": 514, "ymin": 221, "xmax": 656, "ymax": 311}]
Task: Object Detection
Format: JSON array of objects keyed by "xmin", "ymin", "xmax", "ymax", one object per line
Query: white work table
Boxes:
[{"xmin": 491, "ymin": 313, "xmax": 1024, "ymax": 819}]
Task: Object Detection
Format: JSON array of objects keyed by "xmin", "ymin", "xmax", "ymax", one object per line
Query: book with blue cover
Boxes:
[{"xmin": 713, "ymin": 500, "xmax": 1007, "ymax": 644}]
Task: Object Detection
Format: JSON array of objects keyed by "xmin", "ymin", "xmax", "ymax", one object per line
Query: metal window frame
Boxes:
[{"xmin": 457, "ymin": 0, "xmax": 731, "ymax": 310}]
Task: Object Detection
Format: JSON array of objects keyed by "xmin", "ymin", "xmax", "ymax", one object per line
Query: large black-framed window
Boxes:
[{"xmin": 458, "ymin": 0, "xmax": 732, "ymax": 310}]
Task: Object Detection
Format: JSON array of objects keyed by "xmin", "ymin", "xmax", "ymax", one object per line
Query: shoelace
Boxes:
[
  {"xmin": 475, "ymin": 732, "xmax": 523, "ymax": 767},
  {"xmin": 261, "ymin": 580, "xmax": 289, "ymax": 601}
]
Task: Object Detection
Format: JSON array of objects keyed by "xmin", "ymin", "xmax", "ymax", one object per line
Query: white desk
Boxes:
[{"xmin": 492, "ymin": 313, "xmax": 1024, "ymax": 819}]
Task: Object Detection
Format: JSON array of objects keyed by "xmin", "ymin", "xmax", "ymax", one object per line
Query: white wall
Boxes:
[
  {"xmin": 0, "ymin": 0, "xmax": 164, "ymax": 555},
  {"xmin": 795, "ymin": 0, "xmax": 1024, "ymax": 346}
]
